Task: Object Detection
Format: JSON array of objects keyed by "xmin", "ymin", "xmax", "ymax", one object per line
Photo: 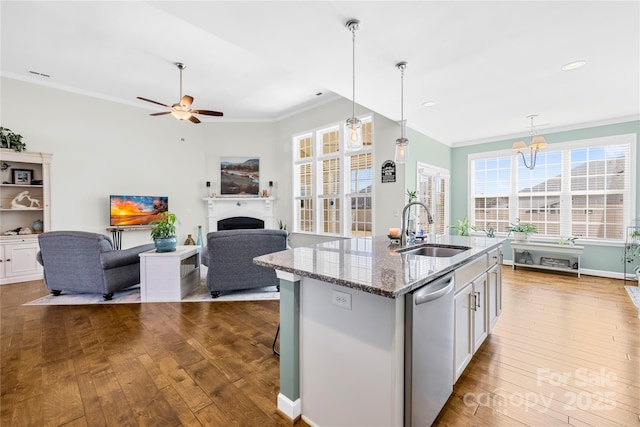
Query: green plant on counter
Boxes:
[
  {"xmin": 0, "ymin": 127, "xmax": 26, "ymax": 152},
  {"xmin": 278, "ymin": 219, "xmax": 287, "ymax": 231},
  {"xmin": 558, "ymin": 236, "xmax": 578, "ymax": 245},
  {"xmin": 150, "ymin": 211, "xmax": 177, "ymax": 239},
  {"xmin": 449, "ymin": 216, "xmax": 477, "ymax": 236},
  {"xmin": 406, "ymin": 189, "xmax": 418, "ymax": 202}
]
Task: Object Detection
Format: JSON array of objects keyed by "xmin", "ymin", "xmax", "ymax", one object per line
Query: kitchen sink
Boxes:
[{"xmin": 397, "ymin": 244, "xmax": 471, "ymax": 258}]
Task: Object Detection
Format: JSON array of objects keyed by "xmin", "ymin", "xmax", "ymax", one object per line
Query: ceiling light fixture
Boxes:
[
  {"xmin": 561, "ymin": 60, "xmax": 586, "ymax": 71},
  {"xmin": 394, "ymin": 61, "xmax": 409, "ymax": 164},
  {"xmin": 344, "ymin": 19, "xmax": 363, "ymax": 152},
  {"xmin": 512, "ymin": 114, "xmax": 547, "ymax": 170}
]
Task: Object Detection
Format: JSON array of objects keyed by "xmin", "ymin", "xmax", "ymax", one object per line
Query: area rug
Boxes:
[{"xmin": 24, "ymin": 281, "xmax": 279, "ymax": 306}]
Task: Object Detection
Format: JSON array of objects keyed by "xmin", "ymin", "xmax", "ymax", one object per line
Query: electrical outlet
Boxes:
[{"xmin": 331, "ymin": 290, "xmax": 352, "ymax": 310}]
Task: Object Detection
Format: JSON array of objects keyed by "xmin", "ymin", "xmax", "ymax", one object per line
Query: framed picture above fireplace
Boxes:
[{"xmin": 220, "ymin": 157, "xmax": 260, "ymax": 196}]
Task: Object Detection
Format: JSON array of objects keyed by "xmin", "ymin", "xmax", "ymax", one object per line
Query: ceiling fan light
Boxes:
[{"xmin": 171, "ymin": 109, "xmax": 192, "ymax": 120}]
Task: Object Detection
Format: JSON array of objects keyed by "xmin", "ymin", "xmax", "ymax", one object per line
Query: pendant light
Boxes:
[
  {"xmin": 512, "ymin": 114, "xmax": 547, "ymax": 170},
  {"xmin": 344, "ymin": 19, "xmax": 363, "ymax": 151},
  {"xmin": 394, "ymin": 62, "xmax": 409, "ymax": 164}
]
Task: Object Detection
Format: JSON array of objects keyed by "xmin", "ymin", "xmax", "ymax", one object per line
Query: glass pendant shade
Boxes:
[
  {"xmin": 345, "ymin": 117, "xmax": 363, "ymax": 151},
  {"xmin": 395, "ymin": 137, "xmax": 409, "ymax": 164}
]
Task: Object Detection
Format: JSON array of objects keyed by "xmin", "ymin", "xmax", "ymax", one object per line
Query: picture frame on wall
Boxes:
[
  {"xmin": 12, "ymin": 168, "xmax": 33, "ymax": 185},
  {"xmin": 220, "ymin": 157, "xmax": 259, "ymax": 195}
]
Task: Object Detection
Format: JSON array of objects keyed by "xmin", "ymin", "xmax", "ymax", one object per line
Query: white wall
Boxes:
[{"xmin": 1, "ymin": 77, "xmax": 409, "ymax": 247}]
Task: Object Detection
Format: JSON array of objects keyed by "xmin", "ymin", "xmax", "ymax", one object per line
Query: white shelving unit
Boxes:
[
  {"xmin": 511, "ymin": 241, "xmax": 584, "ymax": 278},
  {"xmin": 0, "ymin": 149, "xmax": 52, "ymax": 285}
]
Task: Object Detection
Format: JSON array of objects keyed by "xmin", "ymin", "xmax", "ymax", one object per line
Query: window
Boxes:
[
  {"xmin": 293, "ymin": 117, "xmax": 373, "ymax": 236},
  {"xmin": 470, "ymin": 134, "xmax": 635, "ymax": 242},
  {"xmin": 416, "ymin": 163, "xmax": 450, "ymax": 235}
]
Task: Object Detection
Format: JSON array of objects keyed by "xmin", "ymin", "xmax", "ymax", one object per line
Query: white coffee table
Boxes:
[{"xmin": 139, "ymin": 245, "xmax": 200, "ymax": 301}]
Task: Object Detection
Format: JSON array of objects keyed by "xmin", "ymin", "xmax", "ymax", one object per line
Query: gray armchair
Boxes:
[
  {"xmin": 202, "ymin": 229, "xmax": 289, "ymax": 298},
  {"xmin": 37, "ymin": 231, "xmax": 154, "ymax": 300}
]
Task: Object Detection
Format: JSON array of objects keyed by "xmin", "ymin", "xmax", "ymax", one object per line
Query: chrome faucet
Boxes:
[{"xmin": 401, "ymin": 201, "xmax": 434, "ymax": 246}]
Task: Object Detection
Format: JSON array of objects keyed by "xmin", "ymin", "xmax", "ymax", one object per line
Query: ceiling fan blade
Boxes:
[
  {"xmin": 149, "ymin": 111, "xmax": 171, "ymax": 116},
  {"xmin": 192, "ymin": 109, "xmax": 224, "ymax": 117},
  {"xmin": 180, "ymin": 95, "xmax": 194, "ymax": 108},
  {"xmin": 188, "ymin": 115, "xmax": 201, "ymax": 124},
  {"xmin": 137, "ymin": 96, "xmax": 170, "ymax": 107}
]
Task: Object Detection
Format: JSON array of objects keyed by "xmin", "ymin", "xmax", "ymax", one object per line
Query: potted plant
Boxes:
[
  {"xmin": 150, "ymin": 211, "xmax": 178, "ymax": 252},
  {"xmin": 507, "ymin": 219, "xmax": 536, "ymax": 241},
  {"xmin": 449, "ymin": 216, "xmax": 477, "ymax": 236},
  {"xmin": 0, "ymin": 127, "xmax": 27, "ymax": 152}
]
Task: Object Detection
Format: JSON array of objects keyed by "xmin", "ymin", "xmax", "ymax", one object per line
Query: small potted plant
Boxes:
[
  {"xmin": 150, "ymin": 211, "xmax": 177, "ymax": 252},
  {"xmin": 449, "ymin": 216, "xmax": 477, "ymax": 236},
  {"xmin": 0, "ymin": 127, "xmax": 26, "ymax": 152},
  {"xmin": 507, "ymin": 219, "xmax": 536, "ymax": 241}
]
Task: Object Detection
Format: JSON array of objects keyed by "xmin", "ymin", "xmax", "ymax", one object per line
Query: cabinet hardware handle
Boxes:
[
  {"xmin": 6, "ymin": 259, "xmax": 11, "ymax": 262},
  {"xmin": 470, "ymin": 293, "xmax": 477, "ymax": 311},
  {"xmin": 476, "ymin": 291, "xmax": 481, "ymax": 308}
]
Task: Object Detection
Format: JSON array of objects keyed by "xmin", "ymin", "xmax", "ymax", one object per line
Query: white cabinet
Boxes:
[
  {"xmin": 454, "ymin": 282, "xmax": 473, "ymax": 381},
  {"xmin": 453, "ymin": 245, "xmax": 502, "ymax": 383},
  {"xmin": 0, "ymin": 237, "xmax": 43, "ymax": 284},
  {"xmin": 0, "ymin": 149, "xmax": 52, "ymax": 284}
]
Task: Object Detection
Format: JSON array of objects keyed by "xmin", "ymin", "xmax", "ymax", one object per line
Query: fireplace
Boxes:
[
  {"xmin": 204, "ymin": 197, "xmax": 276, "ymax": 232},
  {"xmin": 218, "ymin": 216, "xmax": 265, "ymax": 230}
]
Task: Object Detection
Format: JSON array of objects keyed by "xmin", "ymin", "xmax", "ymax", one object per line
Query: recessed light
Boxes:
[
  {"xmin": 422, "ymin": 101, "xmax": 436, "ymax": 107},
  {"xmin": 561, "ymin": 60, "xmax": 586, "ymax": 71}
]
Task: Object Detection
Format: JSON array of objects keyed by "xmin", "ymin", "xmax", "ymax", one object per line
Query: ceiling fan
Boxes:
[{"xmin": 137, "ymin": 62, "xmax": 223, "ymax": 124}]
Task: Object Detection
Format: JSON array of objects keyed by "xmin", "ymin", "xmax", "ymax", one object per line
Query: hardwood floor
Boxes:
[{"xmin": 1, "ymin": 268, "xmax": 638, "ymax": 426}]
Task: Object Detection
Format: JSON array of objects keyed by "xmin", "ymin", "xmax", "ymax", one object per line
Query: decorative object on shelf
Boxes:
[
  {"xmin": 507, "ymin": 219, "xmax": 536, "ymax": 241},
  {"xmin": 32, "ymin": 219, "xmax": 44, "ymax": 233},
  {"xmin": 18, "ymin": 227, "xmax": 32, "ymax": 235},
  {"xmin": 1, "ymin": 162, "xmax": 10, "ymax": 171},
  {"xmin": 0, "ymin": 127, "xmax": 26, "ymax": 152},
  {"xmin": 137, "ymin": 62, "xmax": 223, "ymax": 124},
  {"xmin": 220, "ymin": 156, "xmax": 259, "ymax": 195},
  {"xmin": 512, "ymin": 114, "xmax": 547, "ymax": 170},
  {"xmin": 517, "ymin": 250, "xmax": 534, "ymax": 265},
  {"xmin": 196, "ymin": 225, "xmax": 203, "ymax": 248},
  {"xmin": 11, "ymin": 191, "xmax": 40, "ymax": 209},
  {"xmin": 344, "ymin": 18, "xmax": 363, "ymax": 151},
  {"xmin": 268, "ymin": 180, "xmax": 274, "ymax": 197},
  {"xmin": 12, "ymin": 168, "xmax": 33, "ymax": 184},
  {"xmin": 150, "ymin": 211, "xmax": 178, "ymax": 252},
  {"xmin": 184, "ymin": 234, "xmax": 196, "ymax": 245},
  {"xmin": 394, "ymin": 61, "xmax": 410, "ymax": 164}
]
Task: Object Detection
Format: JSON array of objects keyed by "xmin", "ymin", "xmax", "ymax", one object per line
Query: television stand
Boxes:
[{"xmin": 106, "ymin": 226, "xmax": 153, "ymax": 250}]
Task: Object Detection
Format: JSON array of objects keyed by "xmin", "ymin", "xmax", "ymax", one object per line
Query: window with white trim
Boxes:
[
  {"xmin": 416, "ymin": 163, "xmax": 450, "ymax": 235},
  {"xmin": 293, "ymin": 117, "xmax": 373, "ymax": 236},
  {"xmin": 470, "ymin": 134, "xmax": 635, "ymax": 242}
]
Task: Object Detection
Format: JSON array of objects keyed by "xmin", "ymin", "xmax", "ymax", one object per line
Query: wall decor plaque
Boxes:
[{"xmin": 381, "ymin": 160, "xmax": 396, "ymax": 183}]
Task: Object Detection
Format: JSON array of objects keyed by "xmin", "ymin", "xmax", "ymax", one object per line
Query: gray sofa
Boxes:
[
  {"xmin": 37, "ymin": 231, "xmax": 154, "ymax": 300},
  {"xmin": 202, "ymin": 229, "xmax": 289, "ymax": 298}
]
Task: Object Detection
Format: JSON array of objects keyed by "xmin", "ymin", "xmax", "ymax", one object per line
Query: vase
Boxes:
[
  {"xmin": 154, "ymin": 236, "xmax": 177, "ymax": 252},
  {"xmin": 184, "ymin": 234, "xmax": 196, "ymax": 245},
  {"xmin": 196, "ymin": 225, "xmax": 203, "ymax": 247},
  {"xmin": 513, "ymin": 232, "xmax": 528, "ymax": 242}
]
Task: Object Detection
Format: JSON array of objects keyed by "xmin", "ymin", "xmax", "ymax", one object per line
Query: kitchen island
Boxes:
[{"xmin": 254, "ymin": 234, "xmax": 504, "ymax": 426}]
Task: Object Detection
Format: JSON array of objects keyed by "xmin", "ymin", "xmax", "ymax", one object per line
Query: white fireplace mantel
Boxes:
[{"xmin": 203, "ymin": 197, "xmax": 276, "ymax": 232}]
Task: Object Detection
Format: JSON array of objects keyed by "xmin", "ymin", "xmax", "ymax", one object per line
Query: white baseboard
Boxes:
[{"xmin": 277, "ymin": 393, "xmax": 301, "ymax": 421}]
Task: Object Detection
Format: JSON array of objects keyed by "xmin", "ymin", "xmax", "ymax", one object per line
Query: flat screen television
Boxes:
[{"xmin": 109, "ymin": 195, "xmax": 168, "ymax": 227}]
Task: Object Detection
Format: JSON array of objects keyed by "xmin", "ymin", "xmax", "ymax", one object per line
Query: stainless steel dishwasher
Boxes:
[{"xmin": 405, "ymin": 272, "xmax": 455, "ymax": 426}]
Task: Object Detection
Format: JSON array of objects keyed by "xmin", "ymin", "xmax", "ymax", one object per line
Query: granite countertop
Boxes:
[{"xmin": 254, "ymin": 235, "xmax": 506, "ymax": 299}]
